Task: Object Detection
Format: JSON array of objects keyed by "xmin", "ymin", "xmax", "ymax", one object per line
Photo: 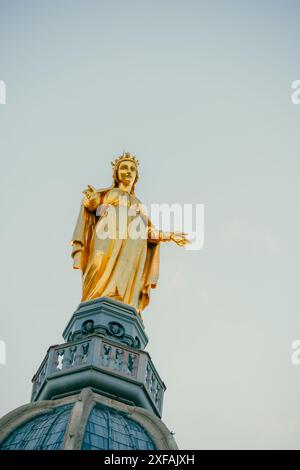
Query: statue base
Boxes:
[
  {"xmin": 31, "ymin": 297, "xmax": 165, "ymax": 417},
  {"xmin": 63, "ymin": 296, "xmax": 148, "ymax": 350}
]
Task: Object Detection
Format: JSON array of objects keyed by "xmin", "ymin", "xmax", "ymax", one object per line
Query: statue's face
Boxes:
[{"xmin": 117, "ymin": 160, "xmax": 137, "ymax": 186}]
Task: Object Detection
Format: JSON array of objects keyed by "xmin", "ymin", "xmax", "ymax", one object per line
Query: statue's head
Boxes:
[{"xmin": 111, "ymin": 152, "xmax": 139, "ymax": 193}]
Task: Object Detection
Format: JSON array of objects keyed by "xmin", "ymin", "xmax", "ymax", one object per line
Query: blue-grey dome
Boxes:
[
  {"xmin": 0, "ymin": 402, "xmax": 156, "ymax": 451},
  {"xmin": 0, "ymin": 404, "xmax": 73, "ymax": 450},
  {"xmin": 82, "ymin": 404, "xmax": 156, "ymax": 450}
]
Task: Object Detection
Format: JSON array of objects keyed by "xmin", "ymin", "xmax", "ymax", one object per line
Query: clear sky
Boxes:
[{"xmin": 0, "ymin": 0, "xmax": 300, "ymax": 449}]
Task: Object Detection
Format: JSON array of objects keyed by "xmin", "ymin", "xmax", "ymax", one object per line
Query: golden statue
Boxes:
[{"xmin": 71, "ymin": 152, "xmax": 189, "ymax": 314}]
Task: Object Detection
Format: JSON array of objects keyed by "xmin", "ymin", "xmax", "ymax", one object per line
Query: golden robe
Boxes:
[{"xmin": 71, "ymin": 187, "xmax": 160, "ymax": 313}]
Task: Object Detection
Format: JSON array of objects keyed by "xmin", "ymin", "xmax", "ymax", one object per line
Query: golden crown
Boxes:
[{"xmin": 111, "ymin": 151, "xmax": 140, "ymax": 169}]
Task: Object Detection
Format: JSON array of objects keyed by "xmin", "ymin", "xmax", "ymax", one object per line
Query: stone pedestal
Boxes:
[
  {"xmin": 63, "ymin": 297, "xmax": 148, "ymax": 350},
  {"xmin": 31, "ymin": 297, "xmax": 165, "ymax": 418}
]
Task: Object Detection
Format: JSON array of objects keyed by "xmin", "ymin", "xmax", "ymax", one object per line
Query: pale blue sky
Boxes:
[{"xmin": 0, "ymin": 0, "xmax": 300, "ymax": 449}]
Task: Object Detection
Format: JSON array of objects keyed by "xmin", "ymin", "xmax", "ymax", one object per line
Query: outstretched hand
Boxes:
[{"xmin": 171, "ymin": 231, "xmax": 190, "ymax": 247}]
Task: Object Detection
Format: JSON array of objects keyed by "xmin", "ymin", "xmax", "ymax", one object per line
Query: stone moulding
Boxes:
[{"xmin": 63, "ymin": 297, "xmax": 148, "ymax": 350}]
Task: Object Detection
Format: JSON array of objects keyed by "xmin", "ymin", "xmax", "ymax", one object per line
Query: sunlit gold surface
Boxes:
[{"xmin": 71, "ymin": 152, "xmax": 188, "ymax": 313}]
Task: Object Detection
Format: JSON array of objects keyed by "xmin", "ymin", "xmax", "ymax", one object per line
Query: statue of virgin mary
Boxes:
[{"xmin": 71, "ymin": 152, "xmax": 188, "ymax": 314}]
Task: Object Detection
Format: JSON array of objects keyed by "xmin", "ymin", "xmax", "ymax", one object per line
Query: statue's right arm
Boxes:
[
  {"xmin": 83, "ymin": 192, "xmax": 101, "ymax": 212},
  {"xmin": 71, "ymin": 187, "xmax": 101, "ymax": 272},
  {"xmin": 71, "ymin": 241, "xmax": 83, "ymax": 270}
]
